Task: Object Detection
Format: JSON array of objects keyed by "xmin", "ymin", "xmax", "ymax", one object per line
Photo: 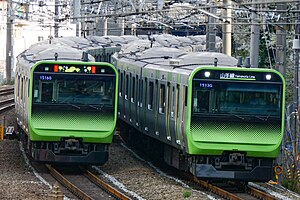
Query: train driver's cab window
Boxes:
[
  {"xmin": 33, "ymin": 74, "xmax": 115, "ymax": 109},
  {"xmin": 193, "ymin": 91, "xmax": 209, "ymax": 112},
  {"xmin": 41, "ymin": 83, "xmax": 53, "ymax": 102}
]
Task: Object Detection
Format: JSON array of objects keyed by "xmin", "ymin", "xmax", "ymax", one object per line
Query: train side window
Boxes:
[
  {"xmin": 131, "ymin": 75, "xmax": 136, "ymax": 103},
  {"xmin": 148, "ymin": 81, "xmax": 154, "ymax": 110},
  {"xmin": 159, "ymin": 84, "xmax": 166, "ymax": 114},
  {"xmin": 125, "ymin": 74, "xmax": 129, "ymax": 100},
  {"xmin": 184, "ymin": 86, "xmax": 188, "ymax": 107},
  {"xmin": 120, "ymin": 71, "xmax": 123, "ymax": 97}
]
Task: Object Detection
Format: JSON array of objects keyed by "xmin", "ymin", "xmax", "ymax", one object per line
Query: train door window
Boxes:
[
  {"xmin": 28, "ymin": 79, "xmax": 30, "ymax": 97},
  {"xmin": 184, "ymin": 86, "xmax": 188, "ymax": 107},
  {"xmin": 171, "ymin": 86, "xmax": 175, "ymax": 118},
  {"xmin": 176, "ymin": 84, "xmax": 180, "ymax": 118},
  {"xmin": 140, "ymin": 79, "xmax": 143, "ymax": 107},
  {"xmin": 148, "ymin": 81, "xmax": 154, "ymax": 110},
  {"xmin": 131, "ymin": 75, "xmax": 136, "ymax": 103},
  {"xmin": 20, "ymin": 77, "xmax": 24, "ymax": 101},
  {"xmin": 155, "ymin": 80, "xmax": 158, "ymax": 110},
  {"xmin": 17, "ymin": 75, "xmax": 20, "ymax": 98},
  {"xmin": 125, "ymin": 74, "xmax": 129, "ymax": 100},
  {"xmin": 41, "ymin": 83, "xmax": 53, "ymax": 102},
  {"xmin": 144, "ymin": 78, "xmax": 147, "ymax": 107},
  {"xmin": 159, "ymin": 83, "xmax": 166, "ymax": 114},
  {"xmin": 120, "ymin": 71, "xmax": 123, "ymax": 97}
]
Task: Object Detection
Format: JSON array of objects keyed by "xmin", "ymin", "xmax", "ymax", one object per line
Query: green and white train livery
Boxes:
[
  {"xmin": 15, "ymin": 42, "xmax": 118, "ymax": 164},
  {"xmin": 113, "ymin": 46, "xmax": 285, "ymax": 181}
]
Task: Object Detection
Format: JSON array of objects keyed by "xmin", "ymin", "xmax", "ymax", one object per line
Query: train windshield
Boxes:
[
  {"xmin": 192, "ymin": 80, "xmax": 282, "ymax": 120},
  {"xmin": 32, "ymin": 73, "xmax": 115, "ymax": 110}
]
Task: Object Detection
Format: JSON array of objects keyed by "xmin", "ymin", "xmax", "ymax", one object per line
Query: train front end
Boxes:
[
  {"xmin": 29, "ymin": 61, "xmax": 118, "ymax": 165},
  {"xmin": 187, "ymin": 67, "xmax": 285, "ymax": 181}
]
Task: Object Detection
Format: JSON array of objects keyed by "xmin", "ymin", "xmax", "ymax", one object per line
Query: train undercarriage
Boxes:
[
  {"xmin": 18, "ymin": 126, "xmax": 109, "ymax": 165},
  {"xmin": 119, "ymin": 121, "xmax": 275, "ymax": 182}
]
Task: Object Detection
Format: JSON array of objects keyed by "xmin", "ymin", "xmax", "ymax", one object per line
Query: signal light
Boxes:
[
  {"xmin": 92, "ymin": 66, "xmax": 96, "ymax": 74},
  {"xmin": 54, "ymin": 64, "xmax": 59, "ymax": 72}
]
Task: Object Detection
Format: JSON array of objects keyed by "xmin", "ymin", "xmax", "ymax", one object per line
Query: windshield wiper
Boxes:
[
  {"xmin": 68, "ymin": 103, "xmax": 81, "ymax": 110},
  {"xmin": 232, "ymin": 114, "xmax": 245, "ymax": 120},
  {"xmin": 88, "ymin": 104, "xmax": 104, "ymax": 110},
  {"xmin": 251, "ymin": 114, "xmax": 271, "ymax": 121}
]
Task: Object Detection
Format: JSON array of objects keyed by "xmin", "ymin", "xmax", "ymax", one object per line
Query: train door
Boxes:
[
  {"xmin": 169, "ymin": 84, "xmax": 177, "ymax": 144},
  {"xmin": 134, "ymin": 75, "xmax": 141, "ymax": 129},
  {"xmin": 141, "ymin": 77, "xmax": 147, "ymax": 133},
  {"xmin": 130, "ymin": 74, "xmax": 137, "ymax": 125},
  {"xmin": 175, "ymin": 84, "xmax": 182, "ymax": 146},
  {"xmin": 124, "ymin": 72, "xmax": 131, "ymax": 123},
  {"xmin": 137, "ymin": 77, "xmax": 144, "ymax": 130},
  {"xmin": 154, "ymin": 80, "xmax": 159, "ymax": 137},
  {"xmin": 146, "ymin": 79, "xmax": 155, "ymax": 135},
  {"xmin": 181, "ymin": 86, "xmax": 188, "ymax": 150},
  {"xmin": 119, "ymin": 71, "xmax": 125, "ymax": 120},
  {"xmin": 16, "ymin": 75, "xmax": 20, "ymax": 121},
  {"xmin": 157, "ymin": 81, "xmax": 167, "ymax": 140},
  {"xmin": 20, "ymin": 77, "xmax": 24, "ymax": 124}
]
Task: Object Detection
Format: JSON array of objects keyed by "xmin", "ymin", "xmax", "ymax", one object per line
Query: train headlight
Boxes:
[
  {"xmin": 266, "ymin": 74, "xmax": 272, "ymax": 80},
  {"xmin": 204, "ymin": 71, "xmax": 211, "ymax": 78}
]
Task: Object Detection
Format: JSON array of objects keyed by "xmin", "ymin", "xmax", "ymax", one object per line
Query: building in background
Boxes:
[{"xmin": 0, "ymin": 0, "xmax": 76, "ymax": 82}]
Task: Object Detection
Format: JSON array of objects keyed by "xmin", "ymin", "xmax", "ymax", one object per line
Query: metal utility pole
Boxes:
[
  {"xmin": 5, "ymin": 0, "xmax": 13, "ymax": 82},
  {"xmin": 250, "ymin": 1, "xmax": 260, "ymax": 68},
  {"xmin": 222, "ymin": 0, "xmax": 232, "ymax": 56},
  {"xmin": 207, "ymin": 2, "xmax": 216, "ymax": 52},
  {"xmin": 74, "ymin": 0, "xmax": 81, "ymax": 37},
  {"xmin": 103, "ymin": 18, "xmax": 108, "ymax": 36},
  {"xmin": 292, "ymin": 2, "xmax": 300, "ymax": 175},
  {"xmin": 294, "ymin": 4, "xmax": 300, "ymax": 105},
  {"xmin": 54, "ymin": 0, "xmax": 59, "ymax": 37},
  {"xmin": 275, "ymin": 4, "xmax": 287, "ymax": 75},
  {"xmin": 120, "ymin": 18, "xmax": 125, "ymax": 36}
]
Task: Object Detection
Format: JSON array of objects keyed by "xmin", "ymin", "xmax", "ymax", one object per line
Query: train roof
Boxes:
[
  {"xmin": 44, "ymin": 36, "xmax": 95, "ymax": 49},
  {"xmin": 116, "ymin": 46, "xmax": 238, "ymax": 75},
  {"xmin": 17, "ymin": 42, "xmax": 95, "ymax": 69},
  {"xmin": 120, "ymin": 39, "xmax": 162, "ymax": 54}
]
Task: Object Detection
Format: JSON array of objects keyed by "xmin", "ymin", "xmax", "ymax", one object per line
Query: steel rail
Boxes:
[
  {"xmin": 0, "ymin": 88, "xmax": 14, "ymax": 96},
  {"xmin": 46, "ymin": 164, "xmax": 93, "ymax": 200},
  {"xmin": 247, "ymin": 185, "xmax": 278, "ymax": 200},
  {"xmin": 193, "ymin": 176, "xmax": 278, "ymax": 200},
  {"xmin": 84, "ymin": 169, "xmax": 132, "ymax": 200},
  {"xmin": 0, "ymin": 98, "xmax": 14, "ymax": 106},
  {"xmin": 193, "ymin": 177, "xmax": 243, "ymax": 200}
]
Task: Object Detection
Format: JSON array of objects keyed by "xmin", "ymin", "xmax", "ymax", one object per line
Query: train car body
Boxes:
[
  {"xmin": 112, "ymin": 46, "xmax": 285, "ymax": 181},
  {"xmin": 15, "ymin": 41, "xmax": 118, "ymax": 165}
]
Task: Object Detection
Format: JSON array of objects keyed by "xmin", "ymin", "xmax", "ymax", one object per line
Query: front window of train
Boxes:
[
  {"xmin": 192, "ymin": 81, "xmax": 282, "ymax": 121},
  {"xmin": 32, "ymin": 74, "xmax": 115, "ymax": 111}
]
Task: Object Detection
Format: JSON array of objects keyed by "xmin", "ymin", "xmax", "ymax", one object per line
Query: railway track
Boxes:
[
  {"xmin": 0, "ymin": 87, "xmax": 14, "ymax": 113},
  {"xmin": 46, "ymin": 164, "xmax": 131, "ymax": 200},
  {"xmin": 0, "ymin": 98, "xmax": 14, "ymax": 113},
  {"xmin": 193, "ymin": 177, "xmax": 278, "ymax": 200},
  {"xmin": 0, "ymin": 87, "xmax": 14, "ymax": 96}
]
